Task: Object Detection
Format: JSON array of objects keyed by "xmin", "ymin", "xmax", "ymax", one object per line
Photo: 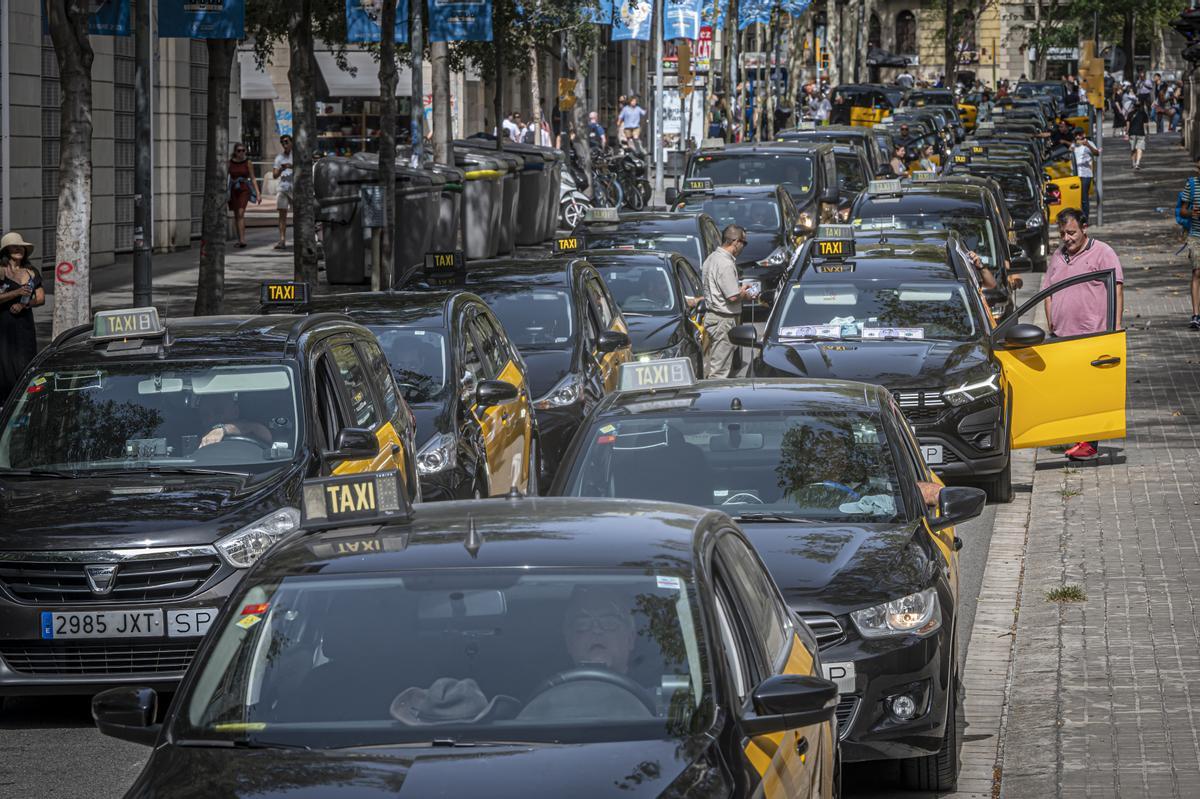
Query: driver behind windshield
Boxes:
[
  {"xmin": 197, "ymin": 393, "xmax": 271, "ymax": 448},
  {"xmin": 563, "ymin": 588, "xmax": 637, "ymax": 674}
]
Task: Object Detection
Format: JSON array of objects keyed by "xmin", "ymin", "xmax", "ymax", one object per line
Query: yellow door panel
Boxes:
[
  {"xmin": 1044, "ymin": 160, "xmax": 1073, "ymax": 180},
  {"xmin": 958, "ymin": 104, "xmax": 977, "ymax": 130},
  {"xmin": 496, "ymin": 359, "xmax": 534, "ymax": 493},
  {"xmin": 1046, "ymin": 177, "xmax": 1081, "ymax": 224},
  {"xmin": 849, "ymin": 107, "xmax": 885, "ymax": 128},
  {"xmin": 1066, "ymin": 114, "xmax": 1089, "ymax": 136},
  {"xmin": 471, "ymin": 400, "xmax": 507, "ymax": 494},
  {"xmin": 997, "ymin": 331, "xmax": 1127, "ymax": 449},
  {"xmin": 331, "ymin": 421, "xmax": 401, "ymax": 476}
]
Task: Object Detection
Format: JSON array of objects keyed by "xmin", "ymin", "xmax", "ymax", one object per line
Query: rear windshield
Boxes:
[
  {"xmin": 585, "ymin": 231, "xmax": 704, "ymax": 269},
  {"xmin": 674, "ymin": 196, "xmax": 781, "ymax": 233},
  {"xmin": 370, "ymin": 328, "xmax": 448, "ymax": 404},
  {"xmin": 689, "ymin": 153, "xmax": 814, "ymax": 200},
  {"xmin": 476, "ymin": 288, "xmax": 574, "ymax": 349}
]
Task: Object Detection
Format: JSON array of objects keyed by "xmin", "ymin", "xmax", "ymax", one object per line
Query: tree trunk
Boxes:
[
  {"xmin": 378, "ymin": 0, "xmax": 398, "ymax": 290},
  {"xmin": 827, "ymin": 0, "xmax": 839, "ymax": 86},
  {"xmin": 432, "ymin": 42, "xmax": 452, "ymax": 164},
  {"xmin": 46, "ymin": 0, "xmax": 94, "ymax": 337},
  {"xmin": 737, "ymin": 28, "xmax": 748, "ymax": 140},
  {"xmin": 569, "ymin": 49, "xmax": 593, "ymax": 198},
  {"xmin": 725, "ymin": 0, "xmax": 737, "ymax": 137},
  {"xmin": 944, "ymin": 0, "xmax": 955, "ymax": 86},
  {"xmin": 411, "ymin": 0, "xmax": 425, "ymax": 157},
  {"xmin": 529, "ymin": 44, "xmax": 541, "ymax": 137},
  {"xmin": 1121, "ymin": 9, "xmax": 1135, "ymax": 83},
  {"xmin": 195, "ymin": 39, "xmax": 235, "ymax": 316},
  {"xmin": 288, "ymin": 0, "xmax": 320, "ymax": 289},
  {"xmin": 494, "ymin": 43, "xmax": 505, "ymax": 151},
  {"xmin": 786, "ymin": 14, "xmax": 802, "ymax": 120}
]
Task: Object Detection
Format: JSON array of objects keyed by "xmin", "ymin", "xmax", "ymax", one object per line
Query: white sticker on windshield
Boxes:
[
  {"xmin": 839, "ymin": 495, "xmax": 897, "ymax": 515},
  {"xmin": 657, "ymin": 575, "xmax": 682, "ymax": 591},
  {"xmin": 898, "ymin": 289, "xmax": 954, "ymax": 301},
  {"xmin": 862, "ymin": 327, "xmax": 925, "ymax": 339},
  {"xmin": 780, "ymin": 325, "xmax": 842, "ymax": 338},
  {"xmin": 804, "ymin": 290, "xmax": 858, "ymax": 306}
]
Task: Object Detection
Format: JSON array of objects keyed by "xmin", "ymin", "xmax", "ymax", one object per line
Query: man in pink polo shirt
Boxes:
[{"xmin": 1043, "ymin": 208, "xmax": 1125, "ymax": 460}]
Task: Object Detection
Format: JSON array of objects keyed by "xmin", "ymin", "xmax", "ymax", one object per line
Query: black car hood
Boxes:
[
  {"xmin": 736, "ymin": 232, "xmax": 786, "ymax": 268},
  {"xmin": 741, "ymin": 521, "xmax": 933, "ymax": 615},
  {"xmin": 519, "ymin": 348, "xmax": 574, "ymax": 399},
  {"xmin": 624, "ymin": 315, "xmax": 684, "ymax": 354},
  {"xmin": 129, "ymin": 738, "xmax": 708, "ymax": 799},
  {"xmin": 0, "ymin": 468, "xmax": 303, "ymax": 550},
  {"xmin": 761, "ymin": 338, "xmax": 989, "ymax": 390}
]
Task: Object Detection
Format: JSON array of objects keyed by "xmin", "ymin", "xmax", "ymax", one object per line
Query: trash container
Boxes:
[
  {"xmin": 397, "ymin": 148, "xmax": 466, "ymax": 253},
  {"xmin": 448, "ymin": 148, "xmax": 505, "ymax": 259},
  {"xmin": 314, "ymin": 156, "xmax": 375, "ymax": 284},
  {"xmin": 456, "ymin": 141, "xmax": 524, "ymax": 255},
  {"xmin": 474, "ymin": 138, "xmax": 553, "ymax": 246},
  {"xmin": 541, "ymin": 148, "xmax": 564, "ymax": 240}
]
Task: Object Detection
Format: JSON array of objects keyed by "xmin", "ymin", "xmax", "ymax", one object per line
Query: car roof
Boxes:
[
  {"xmin": 697, "ymin": 141, "xmax": 833, "ymax": 156},
  {"xmin": 579, "ymin": 212, "xmax": 702, "ymax": 232},
  {"xmin": 437, "ymin": 257, "xmax": 582, "ymax": 287},
  {"xmin": 778, "ymin": 125, "xmax": 871, "ymax": 137},
  {"xmin": 585, "ymin": 249, "xmax": 677, "ymax": 267},
  {"xmin": 303, "ymin": 290, "xmax": 465, "ymax": 327},
  {"xmin": 797, "ymin": 248, "xmax": 965, "ymax": 281},
  {"xmin": 856, "ymin": 183, "xmax": 988, "ymax": 213},
  {"xmin": 678, "ymin": 185, "xmax": 784, "ymax": 199},
  {"xmin": 597, "ymin": 377, "xmax": 887, "ymax": 416},
  {"xmin": 262, "ymin": 497, "xmax": 715, "ymax": 576}
]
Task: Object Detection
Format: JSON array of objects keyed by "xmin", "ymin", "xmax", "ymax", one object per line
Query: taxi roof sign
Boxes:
[
  {"xmin": 910, "ymin": 170, "xmax": 939, "ymax": 182},
  {"xmin": 618, "ymin": 357, "xmax": 696, "ymax": 393},
  {"xmin": 92, "ymin": 308, "xmax": 164, "ymax": 341},
  {"xmin": 796, "ymin": 120, "xmax": 817, "ymax": 130},
  {"xmin": 553, "ymin": 235, "xmax": 583, "ymax": 254},
  {"xmin": 872, "ymin": 123, "xmax": 892, "ymax": 131},
  {"xmin": 817, "ymin": 224, "xmax": 855, "ymax": 239},
  {"xmin": 302, "ymin": 470, "xmax": 410, "ymax": 529},
  {"xmin": 424, "ymin": 251, "xmax": 465, "ymax": 272},
  {"xmin": 970, "ymin": 145, "xmax": 986, "ymax": 155},
  {"xmin": 700, "ymin": 138, "xmax": 725, "ymax": 149},
  {"xmin": 682, "ymin": 176, "xmax": 714, "ymax": 193},
  {"xmin": 867, "ymin": 179, "xmax": 903, "ymax": 197},
  {"xmin": 260, "ymin": 281, "xmax": 308, "ymax": 307},
  {"xmin": 583, "ymin": 207, "xmax": 619, "ymax": 224},
  {"xmin": 952, "ymin": 153, "xmax": 971, "ymax": 164},
  {"xmin": 812, "ymin": 238, "xmax": 855, "ymax": 260}
]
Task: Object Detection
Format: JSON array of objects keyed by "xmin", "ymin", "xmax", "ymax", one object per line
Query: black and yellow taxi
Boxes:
[
  {"xmin": 682, "ymin": 140, "xmax": 842, "ymax": 226},
  {"xmin": 0, "ymin": 305, "xmax": 418, "ymax": 697},
  {"xmin": 586, "ymin": 249, "xmax": 709, "ymax": 375},
  {"xmin": 550, "ymin": 359, "xmax": 986, "ymax": 791},
  {"xmin": 945, "ymin": 154, "xmax": 1051, "ymax": 271},
  {"xmin": 903, "ymin": 88, "xmax": 970, "ymax": 137},
  {"xmin": 829, "ymin": 84, "xmax": 898, "ymax": 127},
  {"xmin": 302, "ymin": 284, "xmax": 540, "ymax": 500},
  {"xmin": 404, "ymin": 255, "xmax": 632, "ymax": 485},
  {"xmin": 93, "ymin": 470, "xmax": 839, "ymax": 798},
  {"xmin": 775, "ymin": 122, "xmax": 891, "ymax": 179},
  {"xmin": 743, "ymin": 230, "xmax": 1127, "ymax": 502},
  {"xmin": 572, "ymin": 207, "xmax": 722, "ymax": 272}
]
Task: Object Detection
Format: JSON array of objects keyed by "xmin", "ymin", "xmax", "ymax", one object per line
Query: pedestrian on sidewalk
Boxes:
[
  {"xmin": 1125, "ymin": 103, "xmax": 1148, "ymax": 171},
  {"xmin": 619, "ymin": 96, "xmax": 647, "ymax": 150},
  {"xmin": 701, "ymin": 224, "xmax": 752, "ymax": 379},
  {"xmin": 227, "ymin": 143, "xmax": 260, "ymax": 249},
  {"xmin": 1070, "ymin": 128, "xmax": 1099, "ymax": 221},
  {"xmin": 1043, "ymin": 209, "xmax": 1124, "ymax": 461},
  {"xmin": 1180, "ymin": 156, "xmax": 1200, "ymax": 330},
  {"xmin": 0, "ymin": 232, "xmax": 45, "ymax": 406},
  {"xmin": 272, "ymin": 135, "xmax": 294, "ymax": 250}
]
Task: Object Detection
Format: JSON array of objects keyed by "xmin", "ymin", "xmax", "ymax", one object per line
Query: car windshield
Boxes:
[
  {"xmin": 0, "ymin": 363, "xmax": 300, "ymax": 474},
  {"xmin": 475, "ymin": 288, "xmax": 573, "ymax": 349},
  {"xmin": 675, "ymin": 197, "xmax": 781, "ymax": 232},
  {"xmin": 561, "ymin": 410, "xmax": 904, "ymax": 522},
  {"xmin": 855, "ymin": 213, "xmax": 999, "ymax": 267},
  {"xmin": 586, "ymin": 232, "xmax": 703, "ymax": 269},
  {"xmin": 834, "ymin": 153, "xmax": 867, "ymax": 194},
  {"xmin": 689, "ymin": 154, "xmax": 814, "ymax": 200},
  {"xmin": 777, "ymin": 280, "xmax": 976, "ymax": 341},
  {"xmin": 596, "ymin": 264, "xmax": 677, "ymax": 314},
  {"xmin": 369, "ymin": 328, "xmax": 448, "ymax": 405},
  {"xmin": 971, "ymin": 170, "xmax": 1034, "ymax": 203},
  {"xmin": 177, "ymin": 569, "xmax": 708, "ymax": 748}
]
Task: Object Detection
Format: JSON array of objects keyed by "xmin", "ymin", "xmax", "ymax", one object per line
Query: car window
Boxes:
[
  {"xmin": 329, "ymin": 343, "xmax": 381, "ymax": 430},
  {"xmin": 717, "ymin": 534, "xmax": 790, "ymax": 667},
  {"xmin": 675, "ymin": 197, "xmax": 781, "ymax": 233},
  {"xmin": 585, "ymin": 276, "xmax": 616, "ymax": 328},
  {"xmin": 316, "ymin": 356, "xmax": 346, "ymax": 448},
  {"xmin": 779, "ymin": 280, "xmax": 977, "ymax": 341},
  {"xmin": 835, "ymin": 153, "xmax": 867, "ymax": 194},
  {"xmin": 689, "ymin": 153, "xmax": 815, "ymax": 200},
  {"xmin": 369, "ymin": 327, "xmax": 449, "ymax": 405},
  {"xmin": 475, "ymin": 287, "xmax": 575, "ymax": 349},
  {"xmin": 598, "ymin": 264, "xmax": 678, "ymax": 315},
  {"xmin": 675, "ymin": 260, "xmax": 701, "ymax": 303},
  {"xmin": 478, "ymin": 310, "xmax": 519, "ymax": 370},
  {"xmin": 703, "ymin": 219, "xmax": 722, "ymax": 254},
  {"xmin": 467, "ymin": 312, "xmax": 505, "ymax": 380},
  {"xmin": 358, "ymin": 339, "xmax": 401, "ymax": 421},
  {"xmin": 712, "ymin": 577, "xmax": 753, "ymax": 703}
]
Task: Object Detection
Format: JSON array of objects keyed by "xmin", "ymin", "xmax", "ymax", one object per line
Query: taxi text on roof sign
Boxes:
[
  {"xmin": 259, "ymin": 281, "xmax": 308, "ymax": 306},
  {"xmin": 817, "ymin": 224, "xmax": 855, "ymax": 239},
  {"xmin": 684, "ymin": 177, "xmax": 714, "ymax": 193},
  {"xmin": 953, "ymin": 153, "xmax": 970, "ymax": 164},
  {"xmin": 867, "ymin": 179, "xmax": 903, "ymax": 197},
  {"xmin": 618, "ymin": 357, "xmax": 696, "ymax": 393},
  {"xmin": 970, "ymin": 145, "xmax": 986, "ymax": 155},
  {"xmin": 424, "ymin": 251, "xmax": 465, "ymax": 272},
  {"xmin": 910, "ymin": 170, "xmax": 939, "ymax": 182},
  {"xmin": 302, "ymin": 470, "xmax": 409, "ymax": 529},
  {"xmin": 92, "ymin": 307, "xmax": 164, "ymax": 341},
  {"xmin": 553, "ymin": 236, "xmax": 582, "ymax": 254},
  {"xmin": 583, "ymin": 207, "xmax": 620, "ymax": 224},
  {"xmin": 813, "ymin": 238, "xmax": 855, "ymax": 259}
]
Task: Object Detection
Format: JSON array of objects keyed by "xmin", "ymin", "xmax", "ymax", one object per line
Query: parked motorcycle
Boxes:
[{"xmin": 559, "ymin": 160, "xmax": 592, "ymax": 229}]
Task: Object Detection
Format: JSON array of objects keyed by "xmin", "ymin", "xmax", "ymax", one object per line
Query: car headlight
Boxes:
[
  {"xmin": 215, "ymin": 508, "xmax": 300, "ymax": 569},
  {"xmin": 1025, "ymin": 211, "xmax": 1044, "ymax": 229},
  {"xmin": 942, "ymin": 372, "xmax": 1000, "ymax": 407},
  {"xmin": 758, "ymin": 247, "xmax": 788, "ymax": 267},
  {"xmin": 534, "ymin": 373, "xmax": 583, "ymax": 409},
  {"xmin": 851, "ymin": 587, "xmax": 941, "ymax": 639},
  {"xmin": 637, "ymin": 341, "xmax": 684, "ymax": 361},
  {"xmin": 416, "ymin": 432, "xmax": 457, "ymax": 475}
]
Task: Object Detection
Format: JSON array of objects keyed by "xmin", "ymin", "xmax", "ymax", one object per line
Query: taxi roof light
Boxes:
[
  {"xmin": 553, "ymin": 235, "xmax": 583, "ymax": 254},
  {"xmin": 618, "ymin": 357, "xmax": 696, "ymax": 393},
  {"xmin": 583, "ymin": 207, "xmax": 619, "ymax": 224},
  {"xmin": 910, "ymin": 170, "xmax": 939, "ymax": 182},
  {"xmin": 92, "ymin": 307, "xmax": 165, "ymax": 342},
  {"xmin": 259, "ymin": 281, "xmax": 308, "ymax": 309},
  {"xmin": 301, "ymin": 470, "xmax": 411, "ymax": 529},
  {"xmin": 867, "ymin": 179, "xmax": 903, "ymax": 197},
  {"xmin": 682, "ymin": 176, "xmax": 714, "ymax": 193},
  {"xmin": 700, "ymin": 137, "xmax": 726, "ymax": 150},
  {"xmin": 817, "ymin": 224, "xmax": 855, "ymax": 239},
  {"xmin": 812, "ymin": 238, "xmax": 856, "ymax": 260}
]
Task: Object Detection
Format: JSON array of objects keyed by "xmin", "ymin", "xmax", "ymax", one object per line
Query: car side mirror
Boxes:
[
  {"xmin": 596, "ymin": 329, "xmax": 631, "ymax": 353},
  {"xmin": 665, "ymin": 187, "xmax": 678, "ymax": 206},
  {"xmin": 460, "ymin": 370, "xmax": 479, "ymax": 404},
  {"xmin": 92, "ymin": 687, "xmax": 161, "ymax": 746},
  {"xmin": 1011, "ymin": 256, "xmax": 1033, "ymax": 273},
  {"xmin": 323, "ymin": 427, "xmax": 378, "ymax": 462},
  {"xmin": 1010, "ymin": 244, "xmax": 1027, "ymax": 260},
  {"xmin": 475, "ymin": 379, "xmax": 518, "ymax": 408},
  {"xmin": 821, "ymin": 186, "xmax": 839, "ymax": 204},
  {"xmin": 929, "ymin": 485, "xmax": 987, "ymax": 530},
  {"xmin": 874, "ymin": 165, "xmax": 893, "ymax": 178},
  {"xmin": 741, "ymin": 674, "xmax": 839, "ymax": 735},
  {"xmin": 1001, "ymin": 322, "xmax": 1046, "ymax": 348},
  {"xmin": 793, "ymin": 219, "xmax": 814, "ymax": 237},
  {"xmin": 729, "ymin": 323, "xmax": 760, "ymax": 348}
]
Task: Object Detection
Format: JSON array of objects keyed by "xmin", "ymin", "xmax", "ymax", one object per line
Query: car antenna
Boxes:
[{"xmin": 464, "ymin": 517, "xmax": 483, "ymax": 559}]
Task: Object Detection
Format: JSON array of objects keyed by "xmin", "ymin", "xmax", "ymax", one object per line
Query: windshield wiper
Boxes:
[
  {"xmin": 733, "ymin": 512, "xmax": 820, "ymax": 524},
  {"xmin": 619, "ymin": 311, "xmax": 654, "ymax": 317},
  {"xmin": 86, "ymin": 466, "xmax": 251, "ymax": 478},
  {"xmin": 174, "ymin": 738, "xmax": 311, "ymax": 750},
  {"xmin": 0, "ymin": 468, "xmax": 79, "ymax": 478}
]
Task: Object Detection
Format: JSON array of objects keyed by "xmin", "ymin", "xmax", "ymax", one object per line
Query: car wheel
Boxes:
[
  {"xmin": 982, "ymin": 456, "xmax": 1013, "ymax": 503},
  {"xmin": 526, "ymin": 438, "xmax": 540, "ymax": 497},
  {"xmin": 900, "ymin": 658, "xmax": 960, "ymax": 792},
  {"xmin": 561, "ymin": 198, "xmax": 587, "ymax": 229}
]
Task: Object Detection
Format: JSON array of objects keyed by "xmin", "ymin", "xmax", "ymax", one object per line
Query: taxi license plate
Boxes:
[
  {"xmin": 822, "ymin": 661, "xmax": 856, "ymax": 693},
  {"xmin": 40, "ymin": 608, "xmax": 218, "ymax": 640},
  {"xmin": 922, "ymin": 445, "xmax": 944, "ymax": 465}
]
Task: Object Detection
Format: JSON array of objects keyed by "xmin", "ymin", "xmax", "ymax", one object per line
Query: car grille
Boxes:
[
  {"xmin": 941, "ymin": 448, "xmax": 962, "ymax": 464},
  {"xmin": 0, "ymin": 552, "xmax": 221, "ymax": 604},
  {"xmin": 892, "ymin": 389, "xmax": 947, "ymax": 423},
  {"xmin": 0, "ymin": 641, "xmax": 199, "ymax": 675},
  {"xmin": 799, "ymin": 613, "xmax": 845, "ymax": 649},
  {"xmin": 835, "ymin": 695, "xmax": 860, "ymax": 740}
]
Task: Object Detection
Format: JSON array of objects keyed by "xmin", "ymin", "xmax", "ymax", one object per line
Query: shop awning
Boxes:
[
  {"xmin": 314, "ymin": 51, "xmax": 413, "ymax": 98},
  {"xmin": 238, "ymin": 51, "xmax": 279, "ymax": 100}
]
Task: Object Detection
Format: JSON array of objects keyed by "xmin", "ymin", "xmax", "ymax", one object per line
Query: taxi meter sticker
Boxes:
[
  {"xmin": 236, "ymin": 614, "xmax": 263, "ymax": 629},
  {"xmin": 656, "ymin": 575, "xmax": 682, "ymax": 591},
  {"xmin": 862, "ymin": 327, "xmax": 925, "ymax": 340}
]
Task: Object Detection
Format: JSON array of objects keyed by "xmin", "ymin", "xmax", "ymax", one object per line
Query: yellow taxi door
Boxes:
[
  {"xmin": 323, "ymin": 342, "xmax": 401, "ymax": 476},
  {"xmin": 1045, "ymin": 177, "xmax": 1082, "ymax": 224},
  {"xmin": 460, "ymin": 321, "xmax": 508, "ymax": 495},
  {"xmin": 958, "ymin": 103, "xmax": 977, "ymax": 130},
  {"xmin": 470, "ymin": 310, "xmax": 534, "ymax": 493},
  {"xmin": 994, "ymin": 269, "xmax": 1127, "ymax": 449},
  {"xmin": 585, "ymin": 275, "xmax": 632, "ymax": 393}
]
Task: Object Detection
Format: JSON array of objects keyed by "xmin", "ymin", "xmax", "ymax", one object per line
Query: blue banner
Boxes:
[
  {"xmin": 346, "ymin": 0, "xmax": 410, "ymax": 42},
  {"xmin": 583, "ymin": 0, "xmax": 613, "ymax": 25},
  {"xmin": 779, "ymin": 0, "xmax": 810, "ymax": 16},
  {"xmin": 41, "ymin": 0, "xmax": 130, "ymax": 36},
  {"xmin": 158, "ymin": 0, "xmax": 245, "ymax": 38},
  {"xmin": 664, "ymin": 0, "xmax": 701, "ymax": 39},
  {"xmin": 737, "ymin": 0, "xmax": 771, "ymax": 29},
  {"xmin": 700, "ymin": 0, "xmax": 725, "ymax": 29},
  {"xmin": 428, "ymin": 0, "xmax": 492, "ymax": 42},
  {"xmin": 612, "ymin": 0, "xmax": 652, "ymax": 41}
]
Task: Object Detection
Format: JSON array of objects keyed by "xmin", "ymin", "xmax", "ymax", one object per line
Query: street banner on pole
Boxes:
[
  {"xmin": 779, "ymin": 0, "xmax": 810, "ymax": 16},
  {"xmin": 737, "ymin": 0, "xmax": 771, "ymax": 30},
  {"xmin": 428, "ymin": 0, "xmax": 493, "ymax": 41},
  {"xmin": 41, "ymin": 0, "xmax": 131, "ymax": 36},
  {"xmin": 665, "ymin": 0, "xmax": 702, "ymax": 40},
  {"xmin": 347, "ymin": 0, "xmax": 410, "ymax": 43},
  {"xmin": 695, "ymin": 25, "xmax": 712, "ymax": 72},
  {"xmin": 157, "ymin": 0, "xmax": 244, "ymax": 38},
  {"xmin": 612, "ymin": 0, "xmax": 653, "ymax": 41},
  {"xmin": 701, "ymin": 0, "xmax": 725, "ymax": 29},
  {"xmin": 584, "ymin": 0, "xmax": 614, "ymax": 24}
]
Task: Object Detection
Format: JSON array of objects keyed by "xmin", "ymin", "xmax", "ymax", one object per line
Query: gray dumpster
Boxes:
[
  {"xmin": 448, "ymin": 149, "xmax": 504, "ymax": 259},
  {"xmin": 456, "ymin": 141, "xmax": 524, "ymax": 255},
  {"xmin": 314, "ymin": 156, "xmax": 374, "ymax": 284},
  {"xmin": 472, "ymin": 138, "xmax": 553, "ymax": 246},
  {"xmin": 540, "ymin": 148, "xmax": 564, "ymax": 240},
  {"xmin": 396, "ymin": 148, "xmax": 466, "ymax": 253}
]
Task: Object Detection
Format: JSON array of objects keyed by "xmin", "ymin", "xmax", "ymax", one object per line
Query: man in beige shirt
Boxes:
[{"xmin": 701, "ymin": 225, "xmax": 752, "ymax": 378}]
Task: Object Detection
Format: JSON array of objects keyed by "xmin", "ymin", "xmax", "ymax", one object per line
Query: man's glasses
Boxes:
[{"xmin": 570, "ymin": 613, "xmax": 624, "ymax": 633}]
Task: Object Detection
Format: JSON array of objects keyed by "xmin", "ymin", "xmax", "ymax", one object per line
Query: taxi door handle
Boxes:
[
  {"xmin": 391, "ymin": 444, "xmax": 401, "ymax": 456},
  {"xmin": 795, "ymin": 736, "xmax": 809, "ymax": 757},
  {"xmin": 1091, "ymin": 356, "xmax": 1121, "ymax": 367}
]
